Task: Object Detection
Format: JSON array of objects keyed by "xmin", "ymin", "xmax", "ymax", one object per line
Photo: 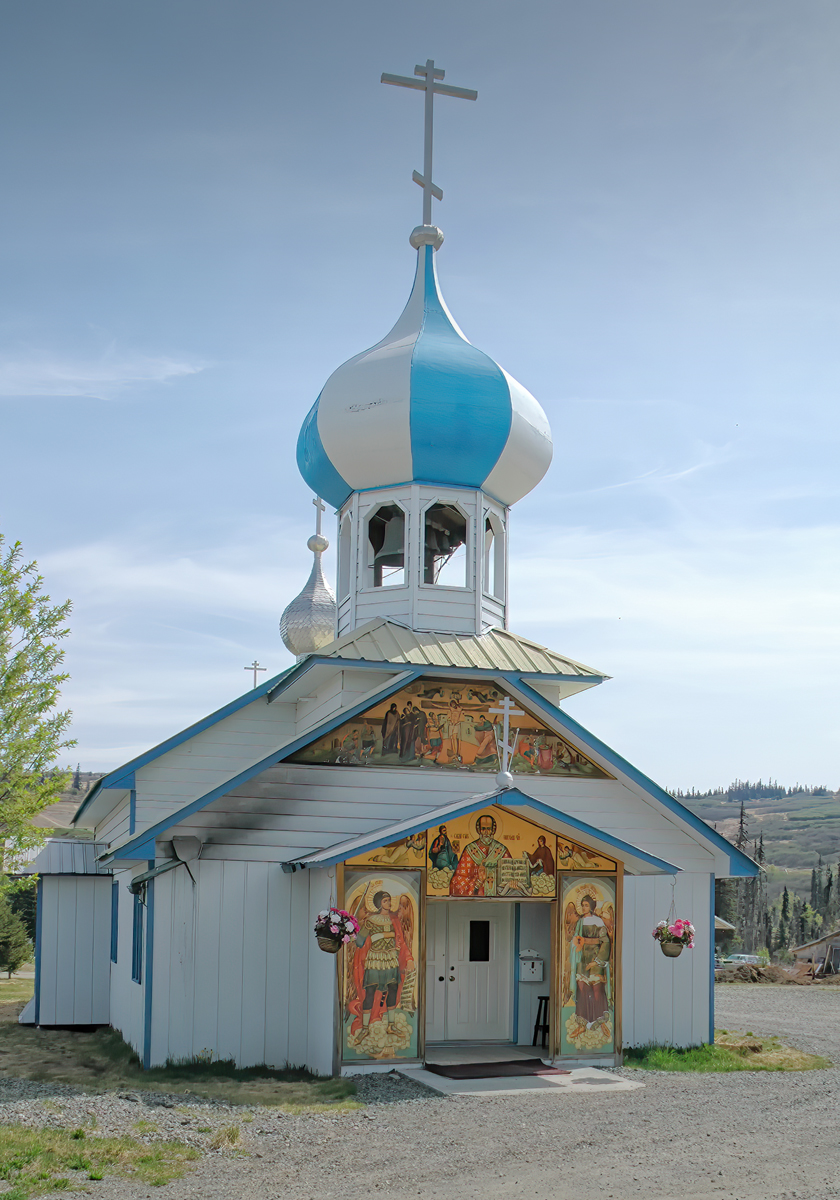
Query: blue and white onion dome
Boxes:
[{"xmin": 297, "ymin": 226, "xmax": 553, "ymax": 509}]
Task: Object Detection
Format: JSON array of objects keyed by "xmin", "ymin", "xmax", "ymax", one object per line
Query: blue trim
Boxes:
[
  {"xmin": 129, "ymin": 789, "xmax": 136, "ymax": 836},
  {"xmin": 131, "ymin": 892, "xmax": 143, "ymax": 984},
  {"xmin": 505, "ymin": 677, "xmax": 760, "ymax": 878},
  {"xmin": 499, "ymin": 793, "xmax": 680, "ymax": 874},
  {"xmin": 709, "ymin": 875, "xmax": 715, "ymax": 1044},
  {"xmin": 110, "ymin": 881, "xmax": 119, "ymax": 963},
  {"xmin": 34, "ymin": 878, "xmax": 43, "ymax": 1026},
  {"xmin": 410, "ymin": 245, "xmax": 512, "ymax": 488},
  {"xmin": 285, "ymin": 786, "xmax": 680, "ymax": 874},
  {"xmin": 351, "ymin": 479, "xmax": 512, "ymax": 508},
  {"xmin": 143, "ymin": 876, "xmax": 155, "ymax": 1069},
  {"xmin": 73, "ymin": 660, "xmax": 304, "ymax": 822},
  {"xmin": 109, "ymin": 667, "xmax": 425, "ymax": 860},
  {"xmin": 296, "ymin": 394, "xmax": 353, "ymax": 510},
  {"xmin": 512, "ymin": 903, "xmax": 520, "ymax": 1044}
]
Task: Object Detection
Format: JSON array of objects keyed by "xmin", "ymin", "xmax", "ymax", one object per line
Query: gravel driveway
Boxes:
[{"xmin": 3, "ymin": 985, "xmax": 840, "ymax": 1200}]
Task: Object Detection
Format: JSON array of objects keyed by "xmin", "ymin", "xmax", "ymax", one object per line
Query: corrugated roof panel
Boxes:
[
  {"xmin": 320, "ymin": 618, "xmax": 607, "ymax": 679},
  {"xmin": 21, "ymin": 840, "xmax": 111, "ymax": 875}
]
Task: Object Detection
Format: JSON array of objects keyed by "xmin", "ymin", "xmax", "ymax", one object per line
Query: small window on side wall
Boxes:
[
  {"xmin": 111, "ymin": 881, "xmax": 119, "ymax": 964},
  {"xmin": 424, "ymin": 503, "xmax": 467, "ymax": 587},
  {"xmin": 131, "ymin": 892, "xmax": 143, "ymax": 984},
  {"xmin": 366, "ymin": 504, "xmax": 405, "ymax": 588}
]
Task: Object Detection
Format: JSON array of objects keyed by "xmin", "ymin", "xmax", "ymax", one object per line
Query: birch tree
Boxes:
[{"xmin": 0, "ymin": 534, "xmax": 74, "ymax": 877}]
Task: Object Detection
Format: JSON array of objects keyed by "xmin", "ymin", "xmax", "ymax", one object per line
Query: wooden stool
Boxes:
[{"xmin": 532, "ymin": 994, "xmax": 550, "ymax": 1048}]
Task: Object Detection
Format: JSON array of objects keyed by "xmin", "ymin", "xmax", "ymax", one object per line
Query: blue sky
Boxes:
[{"xmin": 2, "ymin": 0, "xmax": 838, "ymax": 790}]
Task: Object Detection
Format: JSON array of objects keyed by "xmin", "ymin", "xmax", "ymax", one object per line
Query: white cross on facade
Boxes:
[
  {"xmin": 382, "ymin": 59, "xmax": 478, "ymax": 226},
  {"xmin": 312, "ymin": 495, "xmax": 326, "ymax": 536},
  {"xmin": 244, "ymin": 660, "xmax": 267, "ymax": 689},
  {"xmin": 489, "ymin": 696, "xmax": 524, "ymax": 785}
]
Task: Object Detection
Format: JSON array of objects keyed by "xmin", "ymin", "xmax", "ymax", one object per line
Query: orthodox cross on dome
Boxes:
[
  {"xmin": 312, "ymin": 495, "xmax": 326, "ymax": 536},
  {"xmin": 489, "ymin": 695, "xmax": 524, "ymax": 786},
  {"xmin": 381, "ymin": 59, "xmax": 478, "ymax": 227},
  {"xmin": 244, "ymin": 659, "xmax": 267, "ymax": 689}
]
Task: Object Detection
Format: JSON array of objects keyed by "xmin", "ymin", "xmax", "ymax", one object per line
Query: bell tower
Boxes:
[
  {"xmin": 289, "ymin": 61, "xmax": 553, "ymax": 644},
  {"xmin": 335, "ymin": 483, "xmax": 508, "ymax": 637}
]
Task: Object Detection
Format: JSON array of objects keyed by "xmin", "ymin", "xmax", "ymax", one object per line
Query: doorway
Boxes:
[{"xmin": 425, "ymin": 902, "xmax": 514, "ymax": 1042}]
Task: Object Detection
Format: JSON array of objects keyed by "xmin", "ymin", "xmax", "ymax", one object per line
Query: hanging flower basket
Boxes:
[
  {"xmin": 314, "ymin": 907, "xmax": 359, "ymax": 954},
  {"xmin": 660, "ymin": 941, "xmax": 684, "ymax": 958},
  {"xmin": 652, "ymin": 918, "xmax": 695, "ymax": 958}
]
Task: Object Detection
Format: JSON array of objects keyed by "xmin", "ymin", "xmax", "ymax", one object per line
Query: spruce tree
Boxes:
[
  {"xmin": 0, "ymin": 897, "xmax": 31, "ymax": 977},
  {"xmin": 72, "ymin": 763, "xmax": 81, "ymax": 791}
]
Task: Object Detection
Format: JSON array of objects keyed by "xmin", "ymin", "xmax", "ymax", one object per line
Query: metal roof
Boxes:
[
  {"xmin": 319, "ymin": 619, "xmax": 608, "ymax": 679},
  {"xmin": 20, "ymin": 839, "xmax": 112, "ymax": 875}
]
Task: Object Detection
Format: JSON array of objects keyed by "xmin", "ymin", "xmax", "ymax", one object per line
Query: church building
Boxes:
[{"xmin": 30, "ymin": 61, "xmax": 756, "ymax": 1075}]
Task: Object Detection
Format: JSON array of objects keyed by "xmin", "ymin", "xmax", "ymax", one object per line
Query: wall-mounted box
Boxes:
[{"xmin": 519, "ymin": 957, "xmax": 544, "ymax": 982}]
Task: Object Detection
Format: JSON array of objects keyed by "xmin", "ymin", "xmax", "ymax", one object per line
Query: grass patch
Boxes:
[
  {"xmin": 0, "ymin": 978, "xmax": 35, "ymax": 1007},
  {"xmin": 0, "ymin": 992, "xmax": 358, "ymax": 1109},
  {"xmin": 625, "ymin": 1030, "xmax": 830, "ymax": 1072},
  {"xmin": 0, "ymin": 1123, "xmax": 199, "ymax": 1198}
]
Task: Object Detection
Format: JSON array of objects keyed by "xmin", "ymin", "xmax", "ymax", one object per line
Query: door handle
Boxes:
[
  {"xmin": 438, "ymin": 976, "xmax": 444, "ymax": 982},
  {"xmin": 448, "ymin": 975, "xmax": 455, "ymax": 981}
]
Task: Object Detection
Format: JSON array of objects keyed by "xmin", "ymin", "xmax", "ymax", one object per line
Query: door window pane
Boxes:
[{"xmin": 469, "ymin": 920, "xmax": 490, "ymax": 962}]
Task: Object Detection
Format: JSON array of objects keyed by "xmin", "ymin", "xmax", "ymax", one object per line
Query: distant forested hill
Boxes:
[{"xmin": 677, "ymin": 781, "xmax": 840, "ymax": 903}]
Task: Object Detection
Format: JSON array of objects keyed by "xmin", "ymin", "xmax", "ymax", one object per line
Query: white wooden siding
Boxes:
[
  {"xmin": 148, "ymin": 860, "xmax": 334, "ymax": 1073},
  {"xmin": 158, "ymin": 766, "xmax": 717, "ymax": 872},
  {"xmin": 98, "ymin": 799, "xmax": 131, "ymax": 847},
  {"xmin": 36, "ymin": 877, "xmax": 111, "ymax": 1025},
  {"xmin": 109, "ymin": 868, "xmax": 147, "ymax": 1057},
  {"xmin": 98, "ymin": 670, "xmax": 408, "ymax": 851},
  {"xmin": 515, "ymin": 904, "xmax": 552, "ymax": 1045},
  {"xmin": 621, "ymin": 872, "xmax": 712, "ymax": 1049}
]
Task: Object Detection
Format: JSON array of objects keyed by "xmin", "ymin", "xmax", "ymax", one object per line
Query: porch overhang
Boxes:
[{"xmin": 281, "ymin": 785, "xmax": 680, "ymax": 877}]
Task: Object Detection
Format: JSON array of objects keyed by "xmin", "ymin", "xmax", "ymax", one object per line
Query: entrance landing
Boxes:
[
  {"xmin": 424, "ymin": 1042, "xmax": 539, "ymax": 1067},
  {"xmin": 403, "ymin": 1052, "xmax": 643, "ymax": 1096}
]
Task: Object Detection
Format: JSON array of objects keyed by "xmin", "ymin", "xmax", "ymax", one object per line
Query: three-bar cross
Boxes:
[
  {"xmin": 489, "ymin": 695, "xmax": 524, "ymax": 781},
  {"xmin": 382, "ymin": 59, "xmax": 477, "ymax": 226},
  {"xmin": 244, "ymin": 660, "xmax": 267, "ymax": 690}
]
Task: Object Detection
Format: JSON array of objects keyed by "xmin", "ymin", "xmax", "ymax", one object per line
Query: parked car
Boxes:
[{"xmin": 722, "ymin": 953, "xmax": 761, "ymax": 966}]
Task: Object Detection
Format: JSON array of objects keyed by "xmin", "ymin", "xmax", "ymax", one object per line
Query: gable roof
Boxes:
[
  {"xmin": 82, "ymin": 621, "xmax": 757, "ymax": 880},
  {"xmin": 281, "ymin": 784, "xmax": 680, "ymax": 876},
  {"xmin": 74, "ymin": 621, "xmax": 604, "ymax": 826}
]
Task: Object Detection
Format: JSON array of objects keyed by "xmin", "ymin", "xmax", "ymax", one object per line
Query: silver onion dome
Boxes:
[{"xmin": 279, "ymin": 527, "xmax": 337, "ymax": 657}]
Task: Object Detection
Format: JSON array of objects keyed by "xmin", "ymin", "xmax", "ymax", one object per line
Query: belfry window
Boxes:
[
  {"xmin": 423, "ymin": 503, "xmax": 467, "ymax": 587},
  {"xmin": 339, "ymin": 514, "xmax": 352, "ymax": 599},
  {"xmin": 484, "ymin": 514, "xmax": 505, "ymax": 600},
  {"xmin": 366, "ymin": 504, "xmax": 405, "ymax": 588}
]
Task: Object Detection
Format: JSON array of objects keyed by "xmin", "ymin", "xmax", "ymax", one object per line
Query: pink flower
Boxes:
[
  {"xmin": 668, "ymin": 924, "xmax": 679, "ymax": 935},
  {"xmin": 330, "ymin": 924, "xmax": 339, "ymax": 934},
  {"xmin": 342, "ymin": 934, "xmax": 351, "ymax": 944}
]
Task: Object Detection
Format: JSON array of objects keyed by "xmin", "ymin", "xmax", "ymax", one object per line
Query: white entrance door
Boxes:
[{"xmin": 425, "ymin": 903, "xmax": 513, "ymax": 1041}]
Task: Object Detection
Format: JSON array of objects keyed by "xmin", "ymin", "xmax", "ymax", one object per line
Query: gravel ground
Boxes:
[{"xmin": 2, "ymin": 985, "xmax": 840, "ymax": 1200}]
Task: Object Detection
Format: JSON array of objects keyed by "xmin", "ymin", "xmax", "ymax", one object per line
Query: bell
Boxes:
[
  {"xmin": 424, "ymin": 527, "xmax": 441, "ymax": 557},
  {"xmin": 374, "ymin": 516, "xmax": 405, "ymax": 567}
]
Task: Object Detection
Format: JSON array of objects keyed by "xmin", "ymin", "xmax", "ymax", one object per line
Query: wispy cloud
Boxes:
[{"xmin": 0, "ymin": 348, "xmax": 208, "ymax": 398}]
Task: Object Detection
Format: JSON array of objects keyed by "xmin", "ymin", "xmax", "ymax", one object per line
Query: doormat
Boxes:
[{"xmin": 425, "ymin": 1059, "xmax": 571, "ymax": 1080}]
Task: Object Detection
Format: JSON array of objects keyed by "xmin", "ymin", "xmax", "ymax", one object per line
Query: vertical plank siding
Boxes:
[
  {"xmin": 36, "ymin": 877, "xmax": 111, "ymax": 1026},
  {"xmin": 621, "ymin": 873, "xmax": 712, "ymax": 1049},
  {"xmin": 109, "ymin": 868, "xmax": 147, "ymax": 1057},
  {"xmin": 148, "ymin": 859, "xmax": 335, "ymax": 1073}
]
